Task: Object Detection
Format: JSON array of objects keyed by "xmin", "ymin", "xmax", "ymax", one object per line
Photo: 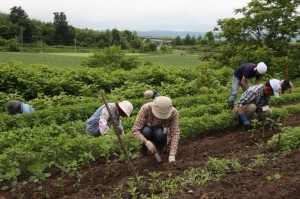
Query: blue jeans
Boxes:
[
  {"xmin": 228, "ymin": 75, "xmax": 249, "ymax": 102},
  {"xmin": 141, "ymin": 126, "xmax": 167, "ymax": 149}
]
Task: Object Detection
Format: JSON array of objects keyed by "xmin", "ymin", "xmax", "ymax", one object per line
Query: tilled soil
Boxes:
[{"xmin": 1, "ymin": 113, "xmax": 300, "ymax": 199}]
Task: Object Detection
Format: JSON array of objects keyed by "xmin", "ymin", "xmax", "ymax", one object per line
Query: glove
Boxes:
[
  {"xmin": 239, "ymin": 113, "xmax": 251, "ymax": 131},
  {"xmin": 239, "ymin": 113, "xmax": 250, "ymax": 125},
  {"xmin": 145, "ymin": 141, "xmax": 156, "ymax": 154},
  {"xmin": 267, "ymin": 118, "xmax": 275, "ymax": 124},
  {"xmin": 168, "ymin": 155, "xmax": 175, "ymax": 163}
]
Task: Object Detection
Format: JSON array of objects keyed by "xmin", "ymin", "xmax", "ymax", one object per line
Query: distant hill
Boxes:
[{"xmin": 136, "ymin": 30, "xmax": 207, "ymax": 39}]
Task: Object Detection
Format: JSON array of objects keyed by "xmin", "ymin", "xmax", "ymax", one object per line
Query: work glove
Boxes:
[
  {"xmin": 145, "ymin": 140, "xmax": 156, "ymax": 154},
  {"xmin": 168, "ymin": 155, "xmax": 175, "ymax": 163},
  {"xmin": 239, "ymin": 113, "xmax": 251, "ymax": 131},
  {"xmin": 267, "ymin": 118, "xmax": 275, "ymax": 124}
]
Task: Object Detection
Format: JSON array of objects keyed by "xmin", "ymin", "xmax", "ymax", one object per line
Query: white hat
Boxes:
[
  {"xmin": 144, "ymin": 90, "xmax": 154, "ymax": 99},
  {"xmin": 151, "ymin": 96, "xmax": 173, "ymax": 119},
  {"xmin": 270, "ymin": 79, "xmax": 281, "ymax": 98},
  {"xmin": 118, "ymin": 101, "xmax": 133, "ymax": 117},
  {"xmin": 255, "ymin": 62, "xmax": 267, "ymax": 75}
]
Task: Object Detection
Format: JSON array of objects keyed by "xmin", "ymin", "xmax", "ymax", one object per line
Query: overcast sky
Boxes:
[{"xmin": 1, "ymin": 0, "xmax": 250, "ymax": 32}]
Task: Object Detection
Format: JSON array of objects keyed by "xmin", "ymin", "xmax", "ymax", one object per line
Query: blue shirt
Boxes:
[
  {"xmin": 237, "ymin": 84, "xmax": 270, "ymax": 112},
  {"xmin": 86, "ymin": 103, "xmax": 123, "ymax": 135},
  {"xmin": 20, "ymin": 103, "xmax": 35, "ymax": 114},
  {"xmin": 234, "ymin": 63, "xmax": 260, "ymax": 80},
  {"xmin": 153, "ymin": 92, "xmax": 160, "ymax": 99}
]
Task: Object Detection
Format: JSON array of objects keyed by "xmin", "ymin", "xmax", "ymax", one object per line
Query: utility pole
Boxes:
[
  {"xmin": 32, "ymin": 35, "xmax": 43, "ymax": 53},
  {"xmin": 20, "ymin": 26, "xmax": 25, "ymax": 48},
  {"xmin": 74, "ymin": 38, "xmax": 77, "ymax": 53}
]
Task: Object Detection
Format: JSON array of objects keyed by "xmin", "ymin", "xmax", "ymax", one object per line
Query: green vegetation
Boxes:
[
  {"xmin": 141, "ymin": 54, "xmax": 201, "ymax": 67},
  {"xmin": 0, "ymin": 52, "xmax": 88, "ymax": 69},
  {"xmin": 0, "ymin": 0, "xmax": 299, "ymax": 197}
]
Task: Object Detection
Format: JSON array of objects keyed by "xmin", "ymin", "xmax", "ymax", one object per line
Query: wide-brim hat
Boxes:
[{"xmin": 151, "ymin": 96, "xmax": 172, "ymax": 119}]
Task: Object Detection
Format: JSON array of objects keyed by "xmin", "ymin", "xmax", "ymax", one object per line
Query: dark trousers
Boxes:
[{"xmin": 141, "ymin": 126, "xmax": 167, "ymax": 152}]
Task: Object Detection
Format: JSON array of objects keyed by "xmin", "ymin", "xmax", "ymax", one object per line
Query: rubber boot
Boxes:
[{"xmin": 227, "ymin": 101, "xmax": 234, "ymax": 110}]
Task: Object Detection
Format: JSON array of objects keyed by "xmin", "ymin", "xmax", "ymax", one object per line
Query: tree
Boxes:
[
  {"xmin": 82, "ymin": 46, "xmax": 139, "ymax": 70},
  {"xmin": 111, "ymin": 28, "xmax": 121, "ymax": 45},
  {"xmin": 53, "ymin": 12, "xmax": 71, "ymax": 45},
  {"xmin": 9, "ymin": 6, "xmax": 35, "ymax": 43},
  {"xmin": 216, "ymin": 0, "xmax": 300, "ymax": 55},
  {"xmin": 9, "ymin": 6, "xmax": 28, "ymax": 24},
  {"xmin": 172, "ymin": 36, "xmax": 183, "ymax": 45},
  {"xmin": 184, "ymin": 34, "xmax": 191, "ymax": 45}
]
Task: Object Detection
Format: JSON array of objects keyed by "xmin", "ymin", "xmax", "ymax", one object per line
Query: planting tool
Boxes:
[
  {"xmin": 101, "ymin": 93, "xmax": 140, "ymax": 189},
  {"xmin": 154, "ymin": 151, "xmax": 162, "ymax": 162}
]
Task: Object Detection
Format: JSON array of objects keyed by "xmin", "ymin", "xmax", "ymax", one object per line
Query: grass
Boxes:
[
  {"xmin": 0, "ymin": 50, "xmax": 202, "ymax": 69},
  {"xmin": 141, "ymin": 54, "xmax": 201, "ymax": 67},
  {"xmin": 0, "ymin": 52, "xmax": 89, "ymax": 69}
]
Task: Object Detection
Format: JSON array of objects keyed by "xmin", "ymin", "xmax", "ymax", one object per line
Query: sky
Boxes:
[{"xmin": 0, "ymin": 0, "xmax": 250, "ymax": 32}]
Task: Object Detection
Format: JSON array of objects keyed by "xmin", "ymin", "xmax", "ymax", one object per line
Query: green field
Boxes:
[
  {"xmin": 141, "ymin": 54, "xmax": 201, "ymax": 67},
  {"xmin": 0, "ymin": 51, "xmax": 201, "ymax": 69},
  {"xmin": 0, "ymin": 52, "xmax": 90, "ymax": 69}
]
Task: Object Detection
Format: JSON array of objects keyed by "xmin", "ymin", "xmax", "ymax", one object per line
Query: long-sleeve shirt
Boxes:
[
  {"xmin": 132, "ymin": 102, "xmax": 180, "ymax": 156},
  {"xmin": 234, "ymin": 63, "xmax": 260, "ymax": 80},
  {"xmin": 20, "ymin": 103, "xmax": 35, "ymax": 113},
  {"xmin": 86, "ymin": 103, "xmax": 123, "ymax": 135},
  {"xmin": 237, "ymin": 84, "xmax": 270, "ymax": 112}
]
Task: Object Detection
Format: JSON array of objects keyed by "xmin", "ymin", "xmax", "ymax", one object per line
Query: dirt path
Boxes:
[{"xmin": 1, "ymin": 114, "xmax": 300, "ymax": 199}]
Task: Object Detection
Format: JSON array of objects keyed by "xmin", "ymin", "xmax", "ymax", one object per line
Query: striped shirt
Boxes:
[
  {"xmin": 132, "ymin": 102, "xmax": 180, "ymax": 156},
  {"xmin": 237, "ymin": 84, "xmax": 270, "ymax": 112}
]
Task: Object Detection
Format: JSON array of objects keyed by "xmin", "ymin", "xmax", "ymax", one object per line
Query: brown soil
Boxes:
[{"xmin": 1, "ymin": 114, "xmax": 300, "ymax": 199}]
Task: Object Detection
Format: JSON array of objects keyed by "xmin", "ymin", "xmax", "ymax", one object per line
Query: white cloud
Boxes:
[{"xmin": 0, "ymin": 0, "xmax": 250, "ymax": 31}]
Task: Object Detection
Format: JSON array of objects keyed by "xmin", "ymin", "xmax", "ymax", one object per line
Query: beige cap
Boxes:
[
  {"xmin": 118, "ymin": 101, "xmax": 133, "ymax": 117},
  {"xmin": 151, "ymin": 96, "xmax": 173, "ymax": 119},
  {"xmin": 144, "ymin": 90, "xmax": 154, "ymax": 98}
]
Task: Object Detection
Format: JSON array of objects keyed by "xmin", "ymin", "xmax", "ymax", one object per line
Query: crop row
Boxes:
[
  {"xmin": 1, "ymin": 91, "xmax": 300, "ymax": 132},
  {"xmin": 2, "ymin": 101, "xmax": 300, "ymax": 184}
]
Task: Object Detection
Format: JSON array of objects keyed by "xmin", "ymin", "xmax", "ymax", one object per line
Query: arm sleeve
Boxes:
[
  {"xmin": 132, "ymin": 105, "xmax": 148, "ymax": 143},
  {"xmin": 21, "ymin": 104, "xmax": 35, "ymax": 113},
  {"xmin": 237, "ymin": 90, "xmax": 256, "ymax": 107},
  {"xmin": 99, "ymin": 107, "xmax": 110, "ymax": 135},
  {"xmin": 168, "ymin": 110, "xmax": 180, "ymax": 156}
]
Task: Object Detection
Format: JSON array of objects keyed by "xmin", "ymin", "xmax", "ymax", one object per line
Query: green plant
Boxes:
[
  {"xmin": 248, "ymin": 154, "xmax": 268, "ymax": 168},
  {"xmin": 127, "ymin": 178, "xmax": 138, "ymax": 199},
  {"xmin": 265, "ymin": 173, "xmax": 281, "ymax": 181},
  {"xmin": 27, "ymin": 162, "xmax": 51, "ymax": 198}
]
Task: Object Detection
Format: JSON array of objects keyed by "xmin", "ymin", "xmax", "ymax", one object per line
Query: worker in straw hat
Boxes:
[
  {"xmin": 232, "ymin": 79, "xmax": 281, "ymax": 131},
  {"xmin": 5, "ymin": 100, "xmax": 35, "ymax": 115},
  {"xmin": 131, "ymin": 96, "xmax": 179, "ymax": 163},
  {"xmin": 143, "ymin": 90, "xmax": 160, "ymax": 99},
  {"xmin": 227, "ymin": 62, "xmax": 268, "ymax": 110},
  {"xmin": 86, "ymin": 101, "xmax": 133, "ymax": 137}
]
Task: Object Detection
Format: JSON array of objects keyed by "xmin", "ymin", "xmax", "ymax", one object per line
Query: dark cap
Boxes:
[{"xmin": 6, "ymin": 100, "xmax": 22, "ymax": 115}]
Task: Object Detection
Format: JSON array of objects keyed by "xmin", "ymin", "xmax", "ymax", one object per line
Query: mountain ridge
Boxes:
[{"xmin": 136, "ymin": 30, "xmax": 207, "ymax": 38}]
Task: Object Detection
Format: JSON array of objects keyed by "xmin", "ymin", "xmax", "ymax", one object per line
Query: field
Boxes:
[
  {"xmin": 0, "ymin": 51, "xmax": 299, "ymax": 199},
  {"xmin": 0, "ymin": 51, "xmax": 201, "ymax": 69}
]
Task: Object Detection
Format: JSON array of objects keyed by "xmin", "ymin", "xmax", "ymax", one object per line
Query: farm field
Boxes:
[
  {"xmin": 0, "ymin": 52, "xmax": 89, "ymax": 69},
  {"xmin": 0, "ymin": 51, "xmax": 201, "ymax": 69},
  {"xmin": 0, "ymin": 53, "xmax": 299, "ymax": 199},
  {"xmin": 1, "ymin": 112, "xmax": 299, "ymax": 198}
]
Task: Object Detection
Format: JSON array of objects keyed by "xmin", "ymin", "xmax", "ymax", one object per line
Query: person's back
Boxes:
[
  {"xmin": 5, "ymin": 100, "xmax": 35, "ymax": 115},
  {"xmin": 144, "ymin": 90, "xmax": 160, "ymax": 99},
  {"xmin": 86, "ymin": 101, "xmax": 133, "ymax": 137},
  {"xmin": 281, "ymin": 80, "xmax": 294, "ymax": 93}
]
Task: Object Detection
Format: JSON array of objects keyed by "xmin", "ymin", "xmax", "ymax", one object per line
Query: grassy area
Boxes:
[
  {"xmin": 141, "ymin": 54, "xmax": 201, "ymax": 67},
  {"xmin": 0, "ymin": 51, "xmax": 202, "ymax": 68},
  {"xmin": 0, "ymin": 52, "xmax": 89, "ymax": 69}
]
